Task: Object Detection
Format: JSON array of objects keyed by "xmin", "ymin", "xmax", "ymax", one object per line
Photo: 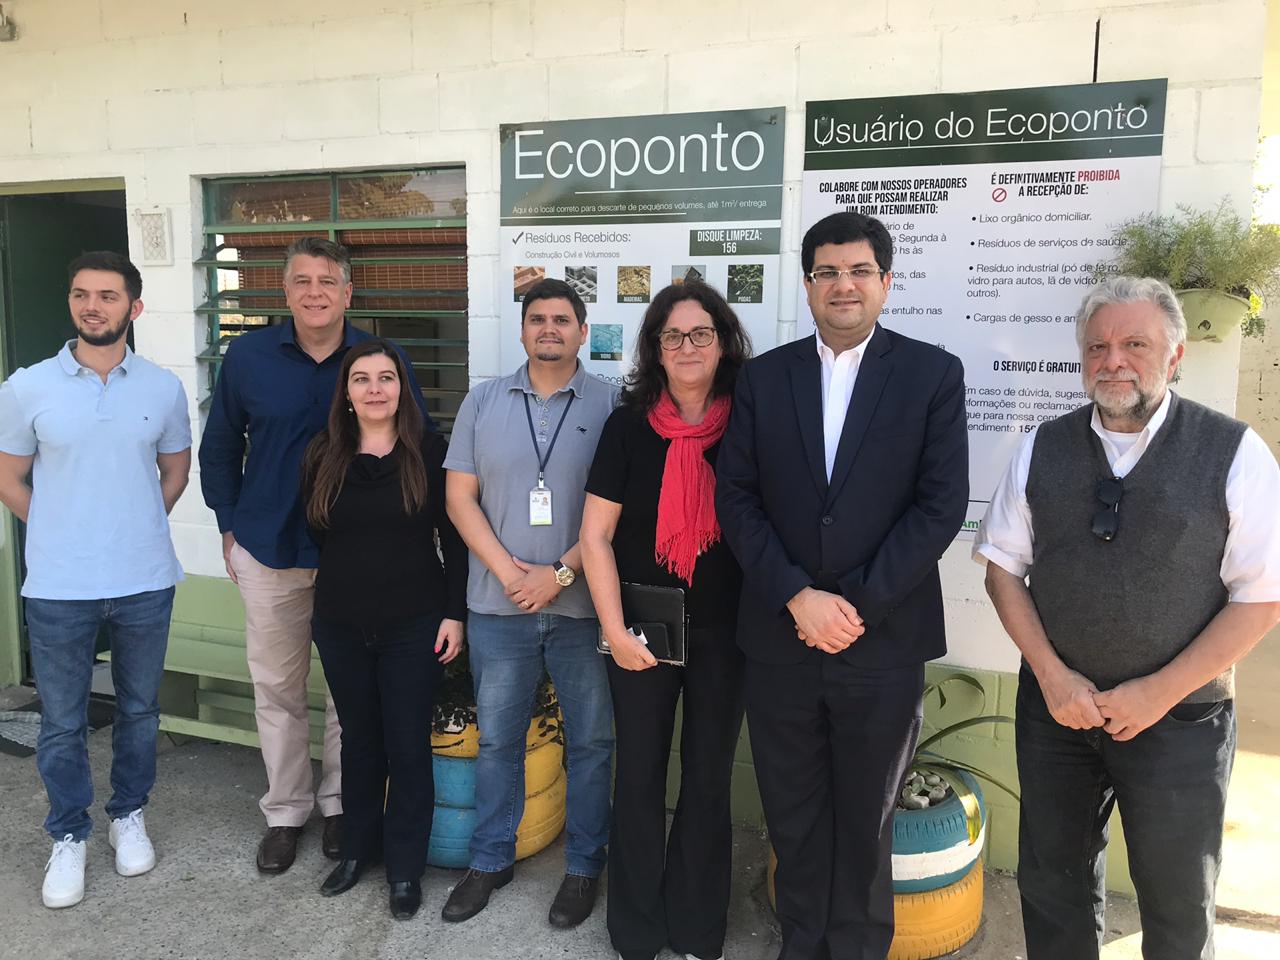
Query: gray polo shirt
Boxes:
[{"xmin": 444, "ymin": 362, "xmax": 618, "ymax": 618}]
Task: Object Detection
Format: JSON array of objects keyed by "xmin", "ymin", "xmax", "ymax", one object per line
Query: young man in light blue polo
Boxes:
[{"xmin": 0, "ymin": 251, "xmax": 191, "ymax": 909}]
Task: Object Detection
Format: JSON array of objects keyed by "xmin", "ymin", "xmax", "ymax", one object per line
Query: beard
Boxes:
[
  {"xmin": 1088, "ymin": 371, "xmax": 1164, "ymax": 424},
  {"xmin": 75, "ymin": 314, "xmax": 131, "ymax": 347}
]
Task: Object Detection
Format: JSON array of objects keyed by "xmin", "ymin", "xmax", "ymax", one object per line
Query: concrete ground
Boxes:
[{"xmin": 1, "ymin": 683, "xmax": 1276, "ymax": 960}]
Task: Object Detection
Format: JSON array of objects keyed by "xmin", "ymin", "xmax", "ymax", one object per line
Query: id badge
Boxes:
[{"xmin": 529, "ymin": 486, "xmax": 553, "ymax": 526}]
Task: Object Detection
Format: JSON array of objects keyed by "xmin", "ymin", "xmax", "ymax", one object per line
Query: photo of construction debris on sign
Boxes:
[
  {"xmin": 671, "ymin": 265, "xmax": 706, "ymax": 285},
  {"xmin": 727, "ymin": 263, "xmax": 765, "ymax": 304},
  {"xmin": 565, "ymin": 265, "xmax": 598, "ymax": 302},
  {"xmin": 617, "ymin": 266, "xmax": 652, "ymax": 304},
  {"xmin": 514, "ymin": 265, "xmax": 546, "ymax": 301},
  {"xmin": 591, "ymin": 323, "xmax": 625, "ymax": 361}
]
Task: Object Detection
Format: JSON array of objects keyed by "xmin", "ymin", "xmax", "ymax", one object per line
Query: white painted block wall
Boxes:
[{"xmin": 0, "ymin": 0, "xmax": 1266, "ymax": 672}]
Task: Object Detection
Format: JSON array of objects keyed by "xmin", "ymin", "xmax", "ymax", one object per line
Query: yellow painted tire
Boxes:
[
  {"xmin": 887, "ymin": 859, "xmax": 983, "ymax": 960},
  {"xmin": 767, "ymin": 847, "xmax": 981, "ymax": 960},
  {"xmin": 432, "ymin": 693, "xmax": 562, "ymax": 758},
  {"xmin": 431, "ymin": 723, "xmax": 480, "ymax": 758},
  {"xmin": 515, "ymin": 770, "xmax": 566, "ymax": 861},
  {"xmin": 524, "ymin": 738, "xmax": 563, "ymax": 797}
]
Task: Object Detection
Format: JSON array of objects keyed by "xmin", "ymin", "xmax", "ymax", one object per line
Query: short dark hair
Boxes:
[
  {"xmin": 801, "ymin": 212, "xmax": 894, "ymax": 275},
  {"xmin": 620, "ymin": 281, "xmax": 752, "ymax": 411},
  {"xmin": 67, "ymin": 251, "xmax": 142, "ymax": 301},
  {"xmin": 520, "ymin": 278, "xmax": 586, "ymax": 325},
  {"xmin": 284, "ymin": 237, "xmax": 352, "ymax": 285}
]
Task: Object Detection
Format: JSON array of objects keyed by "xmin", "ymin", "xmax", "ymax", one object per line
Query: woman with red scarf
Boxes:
[{"xmin": 580, "ymin": 282, "xmax": 751, "ymax": 960}]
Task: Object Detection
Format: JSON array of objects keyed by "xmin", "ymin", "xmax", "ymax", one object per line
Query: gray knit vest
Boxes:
[{"xmin": 1026, "ymin": 392, "xmax": 1246, "ymax": 703}]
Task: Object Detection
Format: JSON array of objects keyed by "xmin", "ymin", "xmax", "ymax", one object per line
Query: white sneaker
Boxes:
[
  {"xmin": 42, "ymin": 835, "xmax": 86, "ymax": 908},
  {"xmin": 109, "ymin": 809, "xmax": 156, "ymax": 877}
]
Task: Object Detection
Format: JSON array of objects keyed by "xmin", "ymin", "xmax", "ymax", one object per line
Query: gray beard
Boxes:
[{"xmin": 1090, "ymin": 379, "xmax": 1162, "ymax": 424}]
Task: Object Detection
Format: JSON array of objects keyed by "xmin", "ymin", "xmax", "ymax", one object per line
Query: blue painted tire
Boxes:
[
  {"xmin": 432, "ymin": 739, "xmax": 563, "ymax": 810},
  {"xmin": 891, "ymin": 771, "xmax": 986, "ymax": 894},
  {"xmin": 427, "ymin": 769, "xmax": 567, "ymax": 869}
]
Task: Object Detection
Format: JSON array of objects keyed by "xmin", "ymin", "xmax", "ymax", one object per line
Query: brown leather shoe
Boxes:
[
  {"xmin": 256, "ymin": 826, "xmax": 303, "ymax": 875},
  {"xmin": 322, "ymin": 815, "xmax": 342, "ymax": 861}
]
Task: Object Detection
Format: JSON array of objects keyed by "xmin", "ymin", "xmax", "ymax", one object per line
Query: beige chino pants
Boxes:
[{"xmin": 230, "ymin": 542, "xmax": 342, "ymax": 827}]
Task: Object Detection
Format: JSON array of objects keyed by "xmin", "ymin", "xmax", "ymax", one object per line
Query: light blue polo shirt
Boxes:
[{"xmin": 0, "ymin": 341, "xmax": 191, "ymax": 600}]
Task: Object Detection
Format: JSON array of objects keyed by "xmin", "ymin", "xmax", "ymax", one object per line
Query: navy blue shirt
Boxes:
[{"xmin": 198, "ymin": 321, "xmax": 434, "ymax": 570}]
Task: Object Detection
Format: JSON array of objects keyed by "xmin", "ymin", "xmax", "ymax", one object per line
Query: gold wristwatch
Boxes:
[{"xmin": 552, "ymin": 560, "xmax": 576, "ymax": 587}]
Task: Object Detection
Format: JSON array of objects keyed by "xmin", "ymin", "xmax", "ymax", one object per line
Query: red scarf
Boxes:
[{"xmin": 648, "ymin": 392, "xmax": 732, "ymax": 585}]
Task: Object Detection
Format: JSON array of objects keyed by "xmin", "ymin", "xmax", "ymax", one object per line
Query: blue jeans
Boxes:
[
  {"xmin": 467, "ymin": 611, "xmax": 613, "ymax": 877},
  {"xmin": 1016, "ymin": 665, "xmax": 1236, "ymax": 960},
  {"xmin": 25, "ymin": 587, "xmax": 176, "ymax": 841}
]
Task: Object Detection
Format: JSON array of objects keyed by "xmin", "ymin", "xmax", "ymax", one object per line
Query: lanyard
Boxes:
[{"xmin": 523, "ymin": 392, "xmax": 575, "ymax": 488}]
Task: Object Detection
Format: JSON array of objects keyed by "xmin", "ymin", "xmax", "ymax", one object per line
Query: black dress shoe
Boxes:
[
  {"xmin": 320, "ymin": 858, "xmax": 369, "ymax": 897},
  {"xmin": 548, "ymin": 873, "xmax": 599, "ymax": 928},
  {"xmin": 322, "ymin": 815, "xmax": 342, "ymax": 860},
  {"xmin": 256, "ymin": 826, "xmax": 303, "ymax": 875},
  {"xmin": 441, "ymin": 866, "xmax": 514, "ymax": 922},
  {"xmin": 389, "ymin": 880, "xmax": 421, "ymax": 920}
]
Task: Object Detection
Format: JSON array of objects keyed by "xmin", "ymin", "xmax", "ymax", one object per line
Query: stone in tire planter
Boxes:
[
  {"xmin": 892, "ymin": 770, "xmax": 986, "ymax": 894},
  {"xmin": 887, "ymin": 859, "xmax": 983, "ymax": 960}
]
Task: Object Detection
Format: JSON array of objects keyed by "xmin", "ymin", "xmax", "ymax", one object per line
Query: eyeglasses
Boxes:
[
  {"xmin": 1092, "ymin": 476, "xmax": 1123, "ymax": 542},
  {"xmin": 659, "ymin": 326, "xmax": 717, "ymax": 351},
  {"xmin": 806, "ymin": 267, "xmax": 885, "ymax": 285}
]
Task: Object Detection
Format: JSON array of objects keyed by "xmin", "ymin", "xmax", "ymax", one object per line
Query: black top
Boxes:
[
  {"xmin": 585, "ymin": 404, "xmax": 742, "ymax": 629},
  {"xmin": 308, "ymin": 431, "xmax": 468, "ymax": 627}
]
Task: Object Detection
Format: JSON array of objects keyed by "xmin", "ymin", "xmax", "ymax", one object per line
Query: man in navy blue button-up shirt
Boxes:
[{"xmin": 199, "ymin": 237, "xmax": 432, "ymax": 875}]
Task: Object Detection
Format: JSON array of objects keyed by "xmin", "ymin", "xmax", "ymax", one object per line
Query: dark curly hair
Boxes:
[{"xmin": 620, "ymin": 281, "xmax": 752, "ymax": 411}]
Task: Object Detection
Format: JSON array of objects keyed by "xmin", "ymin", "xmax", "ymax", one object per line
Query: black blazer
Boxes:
[{"xmin": 715, "ymin": 326, "xmax": 968, "ymax": 667}]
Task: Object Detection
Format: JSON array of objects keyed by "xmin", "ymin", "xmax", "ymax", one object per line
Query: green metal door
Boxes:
[{"xmin": 0, "ymin": 193, "xmax": 129, "ymax": 684}]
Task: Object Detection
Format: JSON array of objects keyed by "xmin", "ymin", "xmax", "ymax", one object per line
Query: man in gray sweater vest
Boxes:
[{"xmin": 974, "ymin": 276, "xmax": 1280, "ymax": 960}]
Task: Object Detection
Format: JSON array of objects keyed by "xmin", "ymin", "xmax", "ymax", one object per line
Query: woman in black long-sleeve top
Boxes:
[
  {"xmin": 302, "ymin": 339, "xmax": 466, "ymax": 920},
  {"xmin": 580, "ymin": 283, "xmax": 751, "ymax": 960}
]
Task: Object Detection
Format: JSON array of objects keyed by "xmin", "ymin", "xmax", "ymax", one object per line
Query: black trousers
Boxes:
[
  {"xmin": 606, "ymin": 626, "xmax": 745, "ymax": 960},
  {"xmin": 311, "ymin": 611, "xmax": 444, "ymax": 882},
  {"xmin": 1016, "ymin": 666, "xmax": 1235, "ymax": 960},
  {"xmin": 745, "ymin": 655, "xmax": 924, "ymax": 960}
]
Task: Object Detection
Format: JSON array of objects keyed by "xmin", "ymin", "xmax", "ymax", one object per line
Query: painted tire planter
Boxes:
[
  {"xmin": 765, "ymin": 852, "xmax": 982, "ymax": 960},
  {"xmin": 887, "ymin": 859, "xmax": 983, "ymax": 960},
  {"xmin": 428, "ymin": 769, "xmax": 567, "ymax": 868},
  {"xmin": 892, "ymin": 770, "xmax": 986, "ymax": 894},
  {"xmin": 432, "ymin": 737, "xmax": 563, "ymax": 809},
  {"xmin": 427, "ymin": 704, "xmax": 567, "ymax": 869}
]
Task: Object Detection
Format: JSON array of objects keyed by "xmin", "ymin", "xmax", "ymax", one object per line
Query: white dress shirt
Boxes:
[
  {"xmin": 816, "ymin": 326, "xmax": 876, "ymax": 480},
  {"xmin": 973, "ymin": 390, "xmax": 1280, "ymax": 603}
]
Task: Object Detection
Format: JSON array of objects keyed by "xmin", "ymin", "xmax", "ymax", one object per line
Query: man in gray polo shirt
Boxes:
[
  {"xmin": 0, "ymin": 252, "xmax": 191, "ymax": 909},
  {"xmin": 975, "ymin": 276, "xmax": 1280, "ymax": 959},
  {"xmin": 443, "ymin": 277, "xmax": 617, "ymax": 928}
]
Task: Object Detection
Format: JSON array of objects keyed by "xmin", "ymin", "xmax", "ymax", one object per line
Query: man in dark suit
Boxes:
[{"xmin": 716, "ymin": 212, "xmax": 968, "ymax": 960}]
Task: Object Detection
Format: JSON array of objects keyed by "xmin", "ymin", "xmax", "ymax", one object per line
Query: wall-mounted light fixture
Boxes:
[{"xmin": 0, "ymin": 5, "xmax": 16, "ymax": 42}]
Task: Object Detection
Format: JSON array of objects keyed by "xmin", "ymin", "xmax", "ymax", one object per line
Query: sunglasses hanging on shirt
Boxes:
[{"xmin": 1092, "ymin": 476, "xmax": 1124, "ymax": 542}]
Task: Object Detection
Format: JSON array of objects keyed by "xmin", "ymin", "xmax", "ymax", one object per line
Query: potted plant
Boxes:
[{"xmin": 1103, "ymin": 200, "xmax": 1280, "ymax": 342}]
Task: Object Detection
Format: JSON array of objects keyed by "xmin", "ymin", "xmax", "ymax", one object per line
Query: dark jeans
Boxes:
[
  {"xmin": 606, "ymin": 626, "xmax": 745, "ymax": 960},
  {"xmin": 311, "ymin": 612, "xmax": 444, "ymax": 882},
  {"xmin": 1016, "ymin": 665, "xmax": 1236, "ymax": 960},
  {"xmin": 25, "ymin": 587, "xmax": 176, "ymax": 841},
  {"xmin": 745, "ymin": 655, "xmax": 924, "ymax": 960}
]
